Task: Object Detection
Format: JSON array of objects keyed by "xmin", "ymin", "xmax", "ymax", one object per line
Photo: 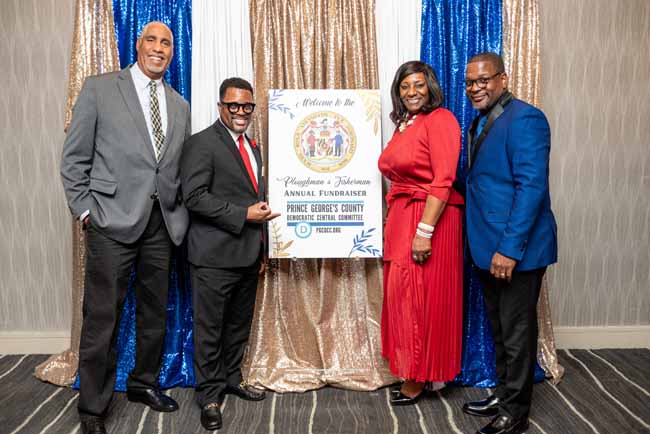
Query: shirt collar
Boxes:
[
  {"xmin": 219, "ymin": 118, "xmax": 248, "ymax": 144},
  {"xmin": 131, "ymin": 63, "xmax": 163, "ymax": 91}
]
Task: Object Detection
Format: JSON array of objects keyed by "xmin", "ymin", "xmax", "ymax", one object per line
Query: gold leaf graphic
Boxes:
[
  {"xmin": 271, "ymin": 221, "xmax": 294, "ymax": 257},
  {"xmin": 357, "ymin": 90, "xmax": 381, "ymax": 136}
]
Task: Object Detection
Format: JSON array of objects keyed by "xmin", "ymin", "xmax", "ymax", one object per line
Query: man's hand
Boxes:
[
  {"xmin": 246, "ymin": 202, "xmax": 281, "ymax": 223},
  {"xmin": 83, "ymin": 216, "xmax": 90, "ymax": 228},
  {"xmin": 490, "ymin": 252, "xmax": 517, "ymax": 282},
  {"xmin": 411, "ymin": 234, "xmax": 432, "ymax": 264}
]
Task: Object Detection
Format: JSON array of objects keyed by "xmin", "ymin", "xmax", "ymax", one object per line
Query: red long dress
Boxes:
[{"xmin": 378, "ymin": 108, "xmax": 464, "ymax": 382}]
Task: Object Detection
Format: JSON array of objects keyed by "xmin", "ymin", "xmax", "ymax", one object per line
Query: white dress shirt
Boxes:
[{"xmin": 219, "ymin": 119, "xmax": 258, "ymax": 183}]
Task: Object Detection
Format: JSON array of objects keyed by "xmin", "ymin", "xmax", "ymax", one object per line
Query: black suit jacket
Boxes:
[{"xmin": 180, "ymin": 120, "xmax": 265, "ymax": 268}]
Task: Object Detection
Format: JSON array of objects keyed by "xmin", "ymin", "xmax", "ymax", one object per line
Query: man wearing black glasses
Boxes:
[
  {"xmin": 461, "ymin": 53, "xmax": 557, "ymax": 434},
  {"xmin": 180, "ymin": 77, "xmax": 279, "ymax": 431}
]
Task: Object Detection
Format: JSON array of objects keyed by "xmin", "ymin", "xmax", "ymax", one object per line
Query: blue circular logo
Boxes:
[{"xmin": 294, "ymin": 222, "xmax": 312, "ymax": 239}]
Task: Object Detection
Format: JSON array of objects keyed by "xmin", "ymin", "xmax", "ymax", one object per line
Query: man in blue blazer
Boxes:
[{"xmin": 460, "ymin": 53, "xmax": 557, "ymax": 434}]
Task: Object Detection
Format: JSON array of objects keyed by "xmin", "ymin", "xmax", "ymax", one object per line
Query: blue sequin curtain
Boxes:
[
  {"xmin": 420, "ymin": 0, "xmax": 544, "ymax": 386},
  {"xmin": 113, "ymin": 0, "xmax": 192, "ymax": 101}
]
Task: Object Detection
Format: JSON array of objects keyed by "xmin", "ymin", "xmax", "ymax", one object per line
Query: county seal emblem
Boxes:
[{"xmin": 293, "ymin": 111, "xmax": 356, "ymax": 172}]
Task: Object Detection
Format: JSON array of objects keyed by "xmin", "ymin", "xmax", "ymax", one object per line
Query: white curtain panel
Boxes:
[
  {"xmin": 191, "ymin": 0, "xmax": 255, "ymax": 133},
  {"xmin": 375, "ymin": 0, "xmax": 422, "ymax": 146}
]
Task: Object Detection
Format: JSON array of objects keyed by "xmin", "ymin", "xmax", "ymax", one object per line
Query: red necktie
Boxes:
[{"xmin": 238, "ymin": 135, "xmax": 258, "ymax": 193}]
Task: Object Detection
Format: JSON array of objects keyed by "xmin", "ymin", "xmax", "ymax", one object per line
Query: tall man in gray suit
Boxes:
[{"xmin": 60, "ymin": 22, "xmax": 190, "ymax": 434}]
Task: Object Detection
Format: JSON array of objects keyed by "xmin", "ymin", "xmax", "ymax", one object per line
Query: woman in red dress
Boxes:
[{"xmin": 378, "ymin": 61, "xmax": 464, "ymax": 405}]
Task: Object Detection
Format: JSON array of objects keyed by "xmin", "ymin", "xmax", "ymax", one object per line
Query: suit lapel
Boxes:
[
  {"xmin": 470, "ymin": 105, "xmax": 503, "ymax": 166},
  {"xmin": 117, "ymin": 68, "xmax": 156, "ymax": 161},
  {"xmin": 467, "ymin": 117, "xmax": 479, "ymax": 168},
  {"xmin": 214, "ymin": 121, "xmax": 258, "ymax": 196},
  {"xmin": 469, "ymin": 92, "xmax": 514, "ymax": 170}
]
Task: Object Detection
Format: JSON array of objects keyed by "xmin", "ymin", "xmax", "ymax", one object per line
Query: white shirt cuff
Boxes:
[{"xmin": 80, "ymin": 210, "xmax": 90, "ymax": 222}]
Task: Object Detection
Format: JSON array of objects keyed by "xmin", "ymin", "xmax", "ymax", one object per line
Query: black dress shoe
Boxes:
[
  {"xmin": 476, "ymin": 415, "xmax": 529, "ymax": 434},
  {"xmin": 226, "ymin": 382, "xmax": 266, "ymax": 401},
  {"xmin": 127, "ymin": 388, "xmax": 179, "ymax": 412},
  {"xmin": 390, "ymin": 390, "xmax": 426, "ymax": 406},
  {"xmin": 80, "ymin": 415, "xmax": 107, "ymax": 434},
  {"xmin": 201, "ymin": 403, "xmax": 223, "ymax": 431},
  {"xmin": 463, "ymin": 395, "xmax": 501, "ymax": 417}
]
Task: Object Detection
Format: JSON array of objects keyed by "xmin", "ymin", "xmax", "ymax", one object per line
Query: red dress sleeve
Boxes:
[{"xmin": 424, "ymin": 109, "xmax": 462, "ymax": 203}]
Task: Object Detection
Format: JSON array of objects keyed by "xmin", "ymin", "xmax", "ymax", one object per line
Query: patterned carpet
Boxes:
[{"xmin": 0, "ymin": 349, "xmax": 648, "ymax": 434}]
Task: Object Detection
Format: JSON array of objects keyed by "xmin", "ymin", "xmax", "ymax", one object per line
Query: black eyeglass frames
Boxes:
[
  {"xmin": 220, "ymin": 101, "xmax": 256, "ymax": 114},
  {"xmin": 464, "ymin": 72, "xmax": 503, "ymax": 89}
]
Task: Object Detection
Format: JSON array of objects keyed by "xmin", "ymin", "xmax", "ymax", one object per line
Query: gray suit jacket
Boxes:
[{"xmin": 60, "ymin": 66, "xmax": 190, "ymax": 245}]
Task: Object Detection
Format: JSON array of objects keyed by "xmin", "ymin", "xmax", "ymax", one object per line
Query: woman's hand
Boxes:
[{"xmin": 411, "ymin": 234, "xmax": 432, "ymax": 264}]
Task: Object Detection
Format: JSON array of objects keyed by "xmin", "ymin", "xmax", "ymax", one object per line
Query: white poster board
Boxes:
[{"xmin": 267, "ymin": 89, "xmax": 383, "ymax": 258}]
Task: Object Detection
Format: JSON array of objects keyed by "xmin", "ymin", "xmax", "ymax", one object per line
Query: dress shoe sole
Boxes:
[
  {"xmin": 248, "ymin": 396, "xmax": 265, "ymax": 401},
  {"xmin": 503, "ymin": 420, "xmax": 529, "ymax": 434},
  {"xmin": 230, "ymin": 394, "xmax": 265, "ymax": 401},
  {"xmin": 475, "ymin": 418, "xmax": 529, "ymax": 434},
  {"xmin": 201, "ymin": 420, "xmax": 223, "ymax": 431},
  {"xmin": 462, "ymin": 406, "xmax": 500, "ymax": 418},
  {"xmin": 390, "ymin": 399, "xmax": 420, "ymax": 406},
  {"xmin": 127, "ymin": 394, "xmax": 178, "ymax": 412}
]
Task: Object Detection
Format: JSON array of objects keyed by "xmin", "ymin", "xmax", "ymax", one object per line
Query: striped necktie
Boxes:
[{"xmin": 149, "ymin": 80, "xmax": 165, "ymax": 161}]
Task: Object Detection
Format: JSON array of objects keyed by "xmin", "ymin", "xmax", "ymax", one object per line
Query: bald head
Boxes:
[
  {"xmin": 136, "ymin": 21, "xmax": 174, "ymax": 80},
  {"xmin": 138, "ymin": 21, "xmax": 173, "ymax": 45}
]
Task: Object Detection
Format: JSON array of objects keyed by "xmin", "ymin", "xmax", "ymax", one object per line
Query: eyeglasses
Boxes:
[
  {"xmin": 464, "ymin": 72, "xmax": 503, "ymax": 89},
  {"xmin": 220, "ymin": 101, "xmax": 256, "ymax": 114}
]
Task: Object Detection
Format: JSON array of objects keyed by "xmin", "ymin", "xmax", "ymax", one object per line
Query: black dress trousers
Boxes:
[
  {"xmin": 77, "ymin": 202, "xmax": 172, "ymax": 417},
  {"xmin": 477, "ymin": 266, "xmax": 546, "ymax": 420},
  {"xmin": 191, "ymin": 255, "xmax": 261, "ymax": 407}
]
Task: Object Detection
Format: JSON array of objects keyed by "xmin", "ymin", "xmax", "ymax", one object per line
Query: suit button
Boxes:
[{"xmin": 150, "ymin": 193, "xmax": 158, "ymax": 200}]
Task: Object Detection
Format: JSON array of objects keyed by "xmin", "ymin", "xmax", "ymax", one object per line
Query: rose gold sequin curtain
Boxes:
[
  {"xmin": 503, "ymin": 0, "xmax": 541, "ymax": 106},
  {"xmin": 34, "ymin": 0, "xmax": 120, "ymax": 386},
  {"xmin": 503, "ymin": 0, "xmax": 564, "ymax": 384},
  {"xmin": 242, "ymin": 0, "xmax": 396, "ymax": 392}
]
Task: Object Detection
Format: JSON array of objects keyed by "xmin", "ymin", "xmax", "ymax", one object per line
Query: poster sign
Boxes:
[{"xmin": 267, "ymin": 89, "xmax": 383, "ymax": 258}]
